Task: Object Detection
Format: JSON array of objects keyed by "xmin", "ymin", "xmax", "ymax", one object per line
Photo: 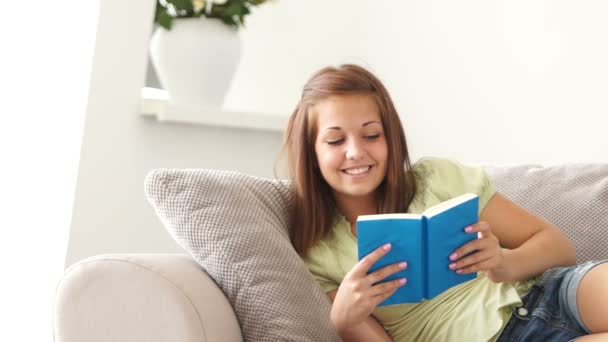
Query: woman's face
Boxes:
[{"xmin": 313, "ymin": 94, "xmax": 388, "ymax": 203}]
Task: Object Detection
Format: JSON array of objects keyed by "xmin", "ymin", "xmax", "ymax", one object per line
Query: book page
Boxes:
[
  {"xmin": 357, "ymin": 213, "xmax": 422, "ymax": 221},
  {"xmin": 423, "ymin": 193, "xmax": 478, "ymax": 218}
]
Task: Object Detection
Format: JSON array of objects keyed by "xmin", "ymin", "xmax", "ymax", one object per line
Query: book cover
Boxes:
[{"xmin": 356, "ymin": 193, "xmax": 479, "ymax": 306}]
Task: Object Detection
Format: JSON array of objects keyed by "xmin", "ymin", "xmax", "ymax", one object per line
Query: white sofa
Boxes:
[
  {"xmin": 53, "ymin": 163, "xmax": 608, "ymax": 342},
  {"xmin": 54, "ymin": 253, "xmax": 242, "ymax": 342}
]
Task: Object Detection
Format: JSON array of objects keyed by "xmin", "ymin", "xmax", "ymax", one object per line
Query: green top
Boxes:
[{"xmin": 303, "ymin": 157, "xmax": 537, "ymax": 341}]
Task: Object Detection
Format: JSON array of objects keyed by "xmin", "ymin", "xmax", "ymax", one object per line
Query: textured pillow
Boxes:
[
  {"xmin": 484, "ymin": 163, "xmax": 608, "ymax": 262},
  {"xmin": 144, "ymin": 169, "xmax": 339, "ymax": 341}
]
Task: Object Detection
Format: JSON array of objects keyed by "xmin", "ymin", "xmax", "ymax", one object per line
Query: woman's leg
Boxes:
[
  {"xmin": 574, "ymin": 333, "xmax": 608, "ymax": 341},
  {"xmin": 577, "ymin": 262, "xmax": 608, "ymax": 333}
]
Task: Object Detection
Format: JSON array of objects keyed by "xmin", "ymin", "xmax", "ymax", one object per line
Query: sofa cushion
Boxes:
[
  {"xmin": 484, "ymin": 164, "xmax": 608, "ymax": 262},
  {"xmin": 144, "ymin": 169, "xmax": 339, "ymax": 342}
]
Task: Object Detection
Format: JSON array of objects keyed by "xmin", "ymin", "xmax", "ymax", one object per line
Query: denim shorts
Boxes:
[{"xmin": 497, "ymin": 259, "xmax": 607, "ymax": 342}]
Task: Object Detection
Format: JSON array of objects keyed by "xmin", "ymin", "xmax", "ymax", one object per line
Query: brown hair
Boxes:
[{"xmin": 282, "ymin": 64, "xmax": 417, "ymax": 256}]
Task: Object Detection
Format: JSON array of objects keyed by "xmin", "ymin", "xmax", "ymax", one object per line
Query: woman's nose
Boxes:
[{"xmin": 345, "ymin": 141, "xmax": 364, "ymax": 161}]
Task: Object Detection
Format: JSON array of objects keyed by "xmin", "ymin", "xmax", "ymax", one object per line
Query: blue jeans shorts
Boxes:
[{"xmin": 497, "ymin": 259, "xmax": 607, "ymax": 342}]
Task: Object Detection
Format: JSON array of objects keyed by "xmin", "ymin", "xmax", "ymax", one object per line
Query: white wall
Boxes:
[
  {"xmin": 64, "ymin": 0, "xmax": 287, "ymax": 266},
  {"xmin": 0, "ymin": 1, "xmax": 98, "ymax": 340},
  {"xmin": 228, "ymin": 0, "xmax": 608, "ymax": 164},
  {"xmin": 65, "ymin": 0, "xmax": 608, "ymax": 267}
]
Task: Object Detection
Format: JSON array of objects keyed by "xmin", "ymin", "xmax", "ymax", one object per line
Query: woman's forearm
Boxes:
[{"xmin": 499, "ymin": 227, "xmax": 576, "ymax": 282}]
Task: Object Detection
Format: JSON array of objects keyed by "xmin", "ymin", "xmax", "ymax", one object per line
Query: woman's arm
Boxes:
[
  {"xmin": 327, "ymin": 290, "xmax": 392, "ymax": 342},
  {"xmin": 480, "ymin": 193, "xmax": 576, "ymax": 282}
]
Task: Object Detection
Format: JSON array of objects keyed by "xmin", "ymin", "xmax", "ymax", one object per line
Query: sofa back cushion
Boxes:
[
  {"xmin": 144, "ymin": 169, "xmax": 339, "ymax": 342},
  {"xmin": 484, "ymin": 164, "xmax": 608, "ymax": 262}
]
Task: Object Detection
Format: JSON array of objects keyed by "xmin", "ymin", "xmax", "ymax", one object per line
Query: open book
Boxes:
[{"xmin": 357, "ymin": 193, "xmax": 479, "ymax": 306}]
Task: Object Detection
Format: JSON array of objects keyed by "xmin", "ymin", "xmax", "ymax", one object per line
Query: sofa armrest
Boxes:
[{"xmin": 54, "ymin": 254, "xmax": 242, "ymax": 342}]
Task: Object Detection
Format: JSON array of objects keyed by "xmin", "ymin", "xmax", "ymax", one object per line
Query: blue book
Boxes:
[{"xmin": 357, "ymin": 193, "xmax": 479, "ymax": 306}]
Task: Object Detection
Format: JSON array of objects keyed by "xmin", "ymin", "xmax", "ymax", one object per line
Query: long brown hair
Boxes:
[{"xmin": 282, "ymin": 64, "xmax": 417, "ymax": 256}]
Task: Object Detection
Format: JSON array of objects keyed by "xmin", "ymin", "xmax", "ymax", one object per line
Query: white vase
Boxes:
[{"xmin": 149, "ymin": 17, "xmax": 242, "ymax": 110}]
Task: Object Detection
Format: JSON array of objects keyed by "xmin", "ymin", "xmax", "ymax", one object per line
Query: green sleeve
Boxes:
[
  {"xmin": 302, "ymin": 241, "xmax": 340, "ymax": 293},
  {"xmin": 415, "ymin": 157, "xmax": 497, "ymax": 212}
]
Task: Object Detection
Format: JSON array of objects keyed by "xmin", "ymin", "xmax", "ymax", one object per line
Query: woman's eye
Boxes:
[
  {"xmin": 326, "ymin": 139, "xmax": 344, "ymax": 145},
  {"xmin": 365, "ymin": 134, "xmax": 380, "ymax": 140}
]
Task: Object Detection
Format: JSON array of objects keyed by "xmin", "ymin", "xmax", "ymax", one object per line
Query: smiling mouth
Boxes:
[{"xmin": 342, "ymin": 166, "xmax": 372, "ymax": 175}]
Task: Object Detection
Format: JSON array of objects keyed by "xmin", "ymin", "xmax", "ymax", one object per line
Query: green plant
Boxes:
[{"xmin": 155, "ymin": 0, "xmax": 270, "ymax": 30}]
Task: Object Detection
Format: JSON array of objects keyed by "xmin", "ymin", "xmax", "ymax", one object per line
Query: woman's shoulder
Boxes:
[
  {"xmin": 413, "ymin": 156, "xmax": 464, "ymax": 172},
  {"xmin": 411, "ymin": 156, "xmax": 495, "ymax": 204},
  {"xmin": 411, "ymin": 156, "xmax": 470, "ymax": 182}
]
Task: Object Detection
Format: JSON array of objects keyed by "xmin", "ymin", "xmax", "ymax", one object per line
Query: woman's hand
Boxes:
[
  {"xmin": 331, "ymin": 243, "xmax": 407, "ymax": 334},
  {"xmin": 449, "ymin": 221, "xmax": 510, "ymax": 283}
]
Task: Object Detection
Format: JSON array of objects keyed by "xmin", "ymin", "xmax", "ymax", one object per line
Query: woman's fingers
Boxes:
[
  {"xmin": 466, "ymin": 221, "xmax": 491, "ymax": 237},
  {"xmin": 451, "ymin": 238, "xmax": 484, "ymax": 261},
  {"xmin": 350, "ymin": 243, "xmax": 393, "ymax": 278},
  {"xmin": 449, "ymin": 248, "xmax": 494, "ymax": 271},
  {"xmin": 366, "ymin": 261, "xmax": 407, "ymax": 285},
  {"xmin": 448, "ymin": 221, "xmax": 503, "ymax": 275},
  {"xmin": 451, "ymin": 226, "xmax": 498, "ymax": 262},
  {"xmin": 331, "ymin": 243, "xmax": 408, "ymax": 330},
  {"xmin": 458, "ymin": 258, "xmax": 501, "ymax": 275},
  {"xmin": 373, "ymin": 285, "xmax": 400, "ymax": 306},
  {"xmin": 369, "ymin": 277, "xmax": 407, "ymax": 296}
]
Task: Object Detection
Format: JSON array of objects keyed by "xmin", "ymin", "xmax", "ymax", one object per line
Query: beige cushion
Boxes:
[
  {"xmin": 144, "ymin": 169, "xmax": 339, "ymax": 342},
  {"xmin": 484, "ymin": 163, "xmax": 608, "ymax": 262}
]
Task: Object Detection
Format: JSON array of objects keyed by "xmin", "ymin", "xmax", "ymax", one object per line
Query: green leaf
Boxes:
[
  {"xmin": 223, "ymin": 4, "xmax": 242, "ymax": 17},
  {"xmin": 169, "ymin": 0, "xmax": 194, "ymax": 11},
  {"xmin": 156, "ymin": 10, "xmax": 173, "ymax": 30},
  {"xmin": 221, "ymin": 15, "xmax": 238, "ymax": 27}
]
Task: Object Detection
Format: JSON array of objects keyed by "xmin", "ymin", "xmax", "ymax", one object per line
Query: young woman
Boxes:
[{"xmin": 283, "ymin": 64, "xmax": 608, "ymax": 341}]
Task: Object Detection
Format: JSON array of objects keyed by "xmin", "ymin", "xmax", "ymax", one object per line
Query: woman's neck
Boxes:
[{"xmin": 334, "ymin": 193, "xmax": 378, "ymax": 236}]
